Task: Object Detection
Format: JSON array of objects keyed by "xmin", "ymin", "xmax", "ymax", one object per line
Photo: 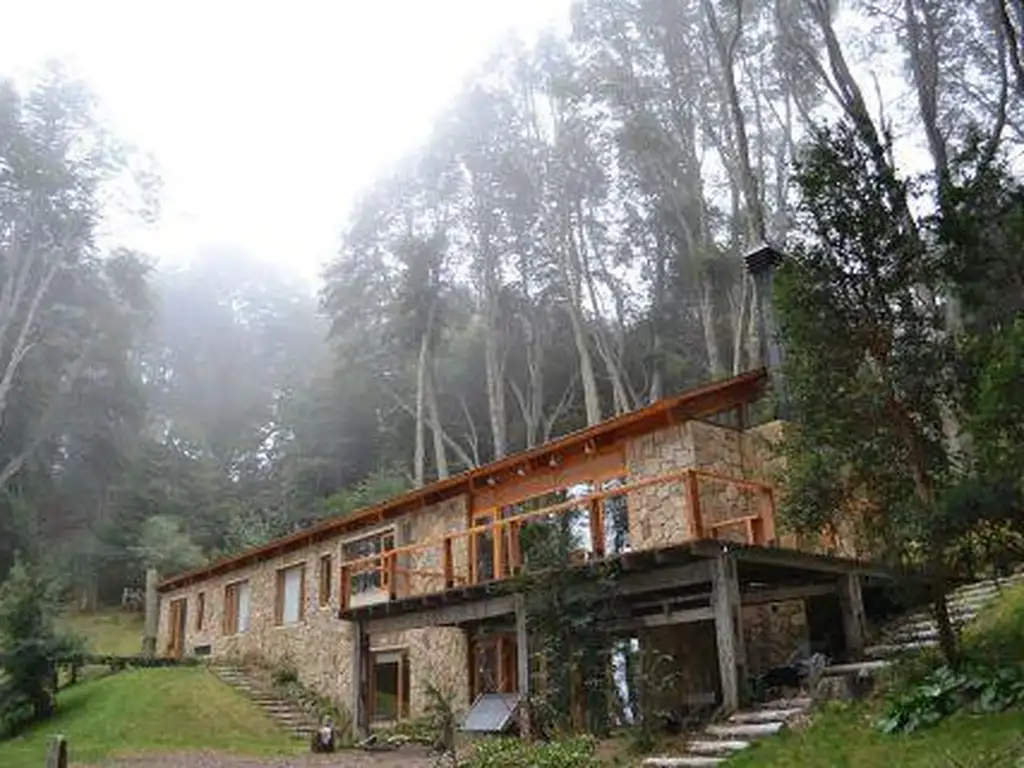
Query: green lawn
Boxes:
[
  {"xmin": 729, "ymin": 581, "xmax": 1024, "ymax": 767},
  {"xmin": 0, "ymin": 667, "xmax": 303, "ymax": 768},
  {"xmin": 61, "ymin": 610, "xmax": 145, "ymax": 656}
]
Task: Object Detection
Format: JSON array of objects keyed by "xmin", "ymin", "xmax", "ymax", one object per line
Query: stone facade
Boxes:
[
  {"xmin": 742, "ymin": 599, "xmax": 809, "ymax": 675},
  {"xmin": 157, "ymin": 413, "xmax": 817, "ymax": 724},
  {"xmin": 624, "ymin": 419, "xmax": 773, "ymax": 551},
  {"xmin": 157, "ymin": 494, "xmax": 472, "ymax": 720}
]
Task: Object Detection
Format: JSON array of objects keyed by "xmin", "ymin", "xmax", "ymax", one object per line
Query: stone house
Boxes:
[{"xmin": 157, "ymin": 368, "xmax": 877, "ymax": 730}]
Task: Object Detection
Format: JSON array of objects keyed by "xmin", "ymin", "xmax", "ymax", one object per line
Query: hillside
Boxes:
[
  {"xmin": 726, "ymin": 583, "xmax": 1024, "ymax": 767},
  {"xmin": 0, "ymin": 667, "xmax": 302, "ymax": 768},
  {"xmin": 62, "ymin": 610, "xmax": 145, "ymax": 656}
]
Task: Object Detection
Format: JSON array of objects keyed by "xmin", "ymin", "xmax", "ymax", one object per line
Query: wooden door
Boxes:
[{"xmin": 167, "ymin": 598, "xmax": 187, "ymax": 658}]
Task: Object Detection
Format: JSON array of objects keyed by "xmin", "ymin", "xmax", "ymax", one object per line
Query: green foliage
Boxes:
[
  {"xmin": 468, "ymin": 736, "xmax": 600, "ymax": 768},
  {"xmin": 127, "ymin": 515, "xmax": 205, "ymax": 574},
  {"xmin": 422, "ymin": 679, "xmax": 459, "ymax": 759},
  {"xmin": 0, "ymin": 556, "xmax": 83, "ymax": 736},
  {"xmin": 876, "ymin": 662, "xmax": 1024, "ymax": 734}
]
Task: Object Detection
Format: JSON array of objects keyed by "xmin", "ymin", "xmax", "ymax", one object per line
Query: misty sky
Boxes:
[{"xmin": 0, "ymin": 0, "xmax": 571, "ymax": 283}]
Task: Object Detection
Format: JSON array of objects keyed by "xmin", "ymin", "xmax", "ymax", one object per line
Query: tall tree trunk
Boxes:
[
  {"xmin": 426, "ymin": 365, "xmax": 448, "ymax": 480},
  {"xmin": 413, "ymin": 301, "xmax": 438, "ymax": 488}
]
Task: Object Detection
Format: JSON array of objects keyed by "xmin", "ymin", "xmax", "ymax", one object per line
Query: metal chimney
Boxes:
[{"xmin": 744, "ymin": 243, "xmax": 787, "ymax": 418}]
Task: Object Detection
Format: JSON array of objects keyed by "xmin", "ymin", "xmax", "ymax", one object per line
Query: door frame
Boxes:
[{"xmin": 167, "ymin": 597, "xmax": 187, "ymax": 658}]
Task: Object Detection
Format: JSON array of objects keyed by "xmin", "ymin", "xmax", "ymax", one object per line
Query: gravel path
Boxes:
[{"xmin": 83, "ymin": 746, "xmax": 444, "ymax": 768}]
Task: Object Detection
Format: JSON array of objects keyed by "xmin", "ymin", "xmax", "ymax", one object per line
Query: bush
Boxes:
[
  {"xmin": 876, "ymin": 661, "xmax": 1024, "ymax": 734},
  {"xmin": 468, "ymin": 736, "xmax": 600, "ymax": 768},
  {"xmin": 0, "ymin": 555, "xmax": 82, "ymax": 736}
]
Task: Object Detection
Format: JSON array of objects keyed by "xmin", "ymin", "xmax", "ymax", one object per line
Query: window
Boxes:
[
  {"xmin": 319, "ymin": 554, "xmax": 333, "ymax": 607},
  {"xmin": 275, "ymin": 563, "xmax": 306, "ymax": 626},
  {"xmin": 223, "ymin": 580, "xmax": 251, "ymax": 634},
  {"xmin": 370, "ymin": 650, "xmax": 410, "ymax": 722},
  {"xmin": 343, "ymin": 530, "xmax": 395, "ymax": 596},
  {"xmin": 195, "ymin": 592, "xmax": 206, "ymax": 631}
]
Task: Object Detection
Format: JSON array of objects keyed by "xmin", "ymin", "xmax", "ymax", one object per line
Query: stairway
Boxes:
[
  {"xmin": 643, "ymin": 572, "xmax": 1024, "ymax": 766},
  {"xmin": 822, "ymin": 572, "xmax": 1024, "ymax": 682},
  {"xmin": 208, "ymin": 664, "xmax": 319, "ymax": 739},
  {"xmin": 641, "ymin": 696, "xmax": 812, "ymax": 767}
]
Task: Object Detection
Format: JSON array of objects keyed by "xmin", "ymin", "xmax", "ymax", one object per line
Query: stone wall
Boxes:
[
  {"xmin": 742, "ymin": 599, "xmax": 809, "ymax": 675},
  {"xmin": 157, "ymin": 494, "xmax": 472, "ymax": 720},
  {"xmin": 641, "ymin": 622, "xmax": 721, "ymax": 712},
  {"xmin": 624, "ymin": 423, "xmax": 696, "ymax": 550},
  {"xmin": 625, "ymin": 420, "xmax": 767, "ymax": 551}
]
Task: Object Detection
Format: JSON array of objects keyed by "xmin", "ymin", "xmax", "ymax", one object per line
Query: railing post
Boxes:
[
  {"xmin": 589, "ymin": 498, "xmax": 605, "ymax": 558},
  {"xmin": 443, "ymin": 536, "xmax": 454, "ymax": 589},
  {"xmin": 684, "ymin": 470, "xmax": 704, "ymax": 540},
  {"xmin": 495, "ymin": 520, "xmax": 506, "ymax": 579},
  {"xmin": 340, "ymin": 564, "xmax": 351, "ymax": 611}
]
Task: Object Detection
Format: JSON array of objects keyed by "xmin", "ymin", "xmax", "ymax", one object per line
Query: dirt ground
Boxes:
[{"xmin": 84, "ymin": 745, "xmax": 445, "ymax": 768}]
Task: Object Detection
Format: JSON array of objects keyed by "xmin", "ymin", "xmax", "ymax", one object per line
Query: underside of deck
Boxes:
[{"xmin": 341, "ymin": 539, "xmax": 897, "ymax": 736}]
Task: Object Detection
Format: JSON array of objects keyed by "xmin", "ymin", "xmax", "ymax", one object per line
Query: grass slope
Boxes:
[
  {"xmin": 0, "ymin": 667, "xmax": 302, "ymax": 768},
  {"xmin": 729, "ymin": 582, "xmax": 1024, "ymax": 768},
  {"xmin": 61, "ymin": 610, "xmax": 145, "ymax": 656}
]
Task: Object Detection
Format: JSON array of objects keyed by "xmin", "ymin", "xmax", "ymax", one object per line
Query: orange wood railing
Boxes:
[{"xmin": 339, "ymin": 467, "xmax": 775, "ymax": 611}]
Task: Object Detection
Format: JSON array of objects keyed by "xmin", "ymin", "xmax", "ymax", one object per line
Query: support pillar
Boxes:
[
  {"xmin": 711, "ymin": 553, "xmax": 746, "ymax": 713},
  {"xmin": 838, "ymin": 572, "xmax": 866, "ymax": 659},
  {"xmin": 142, "ymin": 568, "xmax": 159, "ymax": 657},
  {"xmin": 514, "ymin": 594, "xmax": 531, "ymax": 739},
  {"xmin": 350, "ymin": 620, "xmax": 370, "ymax": 740}
]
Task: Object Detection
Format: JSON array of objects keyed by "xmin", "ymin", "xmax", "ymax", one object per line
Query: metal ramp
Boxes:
[{"xmin": 460, "ymin": 692, "xmax": 521, "ymax": 733}]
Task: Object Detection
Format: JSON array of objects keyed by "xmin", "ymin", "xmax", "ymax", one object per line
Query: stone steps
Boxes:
[
  {"xmin": 208, "ymin": 665, "xmax": 318, "ymax": 739},
  {"xmin": 642, "ymin": 699, "xmax": 809, "ymax": 768}
]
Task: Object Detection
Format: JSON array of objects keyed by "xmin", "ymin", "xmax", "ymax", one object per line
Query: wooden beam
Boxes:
[
  {"xmin": 514, "ymin": 594, "xmax": 531, "ymax": 739},
  {"xmin": 616, "ymin": 560, "xmax": 712, "ymax": 596},
  {"xmin": 350, "ymin": 620, "xmax": 369, "ymax": 739},
  {"xmin": 741, "ymin": 582, "xmax": 837, "ymax": 606},
  {"xmin": 366, "ymin": 594, "xmax": 517, "ymax": 635},
  {"xmin": 711, "ymin": 554, "xmax": 746, "ymax": 713},
  {"xmin": 838, "ymin": 572, "xmax": 866, "ymax": 659},
  {"xmin": 604, "ymin": 605, "xmax": 714, "ymax": 632}
]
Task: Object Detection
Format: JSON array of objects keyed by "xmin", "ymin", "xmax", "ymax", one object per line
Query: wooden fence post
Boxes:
[
  {"xmin": 141, "ymin": 567, "xmax": 158, "ymax": 657},
  {"xmin": 46, "ymin": 735, "xmax": 67, "ymax": 768}
]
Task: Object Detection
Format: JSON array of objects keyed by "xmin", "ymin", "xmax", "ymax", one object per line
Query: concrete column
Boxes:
[
  {"xmin": 350, "ymin": 621, "xmax": 370, "ymax": 740},
  {"xmin": 142, "ymin": 568, "xmax": 159, "ymax": 657},
  {"xmin": 711, "ymin": 553, "xmax": 747, "ymax": 713},
  {"xmin": 514, "ymin": 594, "xmax": 531, "ymax": 739},
  {"xmin": 838, "ymin": 572, "xmax": 866, "ymax": 659}
]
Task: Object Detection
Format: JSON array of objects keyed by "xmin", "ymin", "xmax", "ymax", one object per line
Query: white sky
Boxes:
[{"xmin": 0, "ymin": 0, "xmax": 572, "ymax": 285}]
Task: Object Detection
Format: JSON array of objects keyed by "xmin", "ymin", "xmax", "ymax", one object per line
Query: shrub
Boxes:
[
  {"xmin": 876, "ymin": 661, "xmax": 1024, "ymax": 734},
  {"xmin": 468, "ymin": 735, "xmax": 600, "ymax": 768},
  {"xmin": 0, "ymin": 555, "xmax": 82, "ymax": 736}
]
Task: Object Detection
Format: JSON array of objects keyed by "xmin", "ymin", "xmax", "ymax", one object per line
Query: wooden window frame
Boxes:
[
  {"xmin": 274, "ymin": 562, "xmax": 307, "ymax": 627},
  {"xmin": 341, "ymin": 526, "xmax": 396, "ymax": 598},
  {"xmin": 195, "ymin": 591, "xmax": 206, "ymax": 631},
  {"xmin": 223, "ymin": 579, "xmax": 250, "ymax": 635},
  {"xmin": 318, "ymin": 553, "xmax": 333, "ymax": 608},
  {"xmin": 369, "ymin": 648, "xmax": 410, "ymax": 723}
]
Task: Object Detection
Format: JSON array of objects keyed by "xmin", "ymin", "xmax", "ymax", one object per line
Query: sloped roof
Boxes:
[{"xmin": 158, "ymin": 367, "xmax": 768, "ymax": 592}]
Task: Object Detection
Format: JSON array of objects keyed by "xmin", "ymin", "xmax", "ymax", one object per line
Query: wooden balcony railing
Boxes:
[{"xmin": 339, "ymin": 467, "xmax": 775, "ymax": 611}]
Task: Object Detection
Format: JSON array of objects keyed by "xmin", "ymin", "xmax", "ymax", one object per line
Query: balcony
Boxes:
[{"xmin": 339, "ymin": 467, "xmax": 776, "ymax": 611}]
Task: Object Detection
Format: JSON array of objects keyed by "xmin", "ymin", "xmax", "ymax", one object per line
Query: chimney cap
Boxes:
[{"xmin": 744, "ymin": 242, "xmax": 783, "ymax": 276}]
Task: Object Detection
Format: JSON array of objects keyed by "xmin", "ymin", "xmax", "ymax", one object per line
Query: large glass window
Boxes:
[
  {"xmin": 343, "ymin": 530, "xmax": 395, "ymax": 595},
  {"xmin": 275, "ymin": 563, "xmax": 306, "ymax": 626}
]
